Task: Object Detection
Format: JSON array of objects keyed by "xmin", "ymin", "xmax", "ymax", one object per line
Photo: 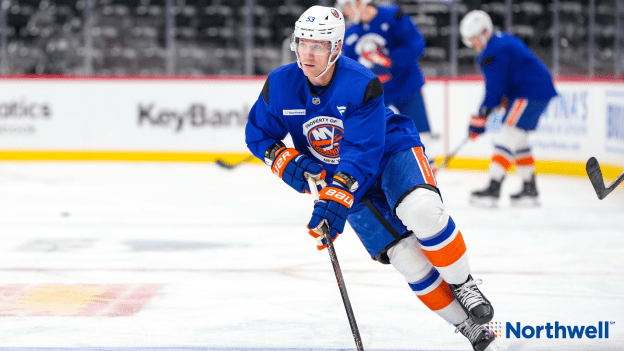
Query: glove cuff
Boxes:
[
  {"xmin": 332, "ymin": 171, "xmax": 359, "ymax": 192},
  {"xmin": 264, "ymin": 141, "xmax": 287, "ymax": 166},
  {"xmin": 271, "ymin": 147, "xmax": 299, "ymax": 178},
  {"xmin": 470, "ymin": 115, "xmax": 488, "ymax": 128},
  {"xmin": 319, "ymin": 186, "xmax": 354, "ymax": 209},
  {"xmin": 479, "ymin": 106, "xmax": 492, "ymax": 118}
]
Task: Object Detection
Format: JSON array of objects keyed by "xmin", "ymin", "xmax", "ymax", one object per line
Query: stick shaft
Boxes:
[
  {"xmin": 307, "ymin": 178, "xmax": 364, "ymax": 351},
  {"xmin": 435, "ymin": 137, "xmax": 469, "ymax": 171},
  {"xmin": 322, "ymin": 224, "xmax": 365, "ymax": 351}
]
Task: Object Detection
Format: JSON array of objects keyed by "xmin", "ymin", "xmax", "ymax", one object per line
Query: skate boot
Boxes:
[
  {"xmin": 455, "ymin": 318, "xmax": 500, "ymax": 351},
  {"xmin": 510, "ymin": 174, "xmax": 540, "ymax": 207},
  {"xmin": 469, "ymin": 178, "xmax": 502, "ymax": 207},
  {"xmin": 449, "ymin": 275, "xmax": 494, "ymax": 324}
]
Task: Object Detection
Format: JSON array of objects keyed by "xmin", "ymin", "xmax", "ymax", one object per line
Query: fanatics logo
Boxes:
[
  {"xmin": 337, "ymin": 106, "xmax": 346, "ymax": 115},
  {"xmin": 312, "ymin": 97, "xmax": 320, "ymax": 105}
]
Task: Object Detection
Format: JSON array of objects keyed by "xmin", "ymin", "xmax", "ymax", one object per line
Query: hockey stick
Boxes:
[
  {"xmin": 215, "ymin": 154, "xmax": 256, "ymax": 170},
  {"xmin": 307, "ymin": 177, "xmax": 365, "ymax": 351},
  {"xmin": 432, "ymin": 137, "xmax": 470, "ymax": 173},
  {"xmin": 586, "ymin": 157, "xmax": 624, "ymax": 200}
]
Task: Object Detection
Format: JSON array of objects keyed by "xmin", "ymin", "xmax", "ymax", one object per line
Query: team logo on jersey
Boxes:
[
  {"xmin": 312, "ymin": 97, "xmax": 320, "ymax": 105},
  {"xmin": 331, "ymin": 9, "xmax": 339, "ymax": 18},
  {"xmin": 355, "ymin": 33, "xmax": 392, "ymax": 83},
  {"xmin": 346, "ymin": 33, "xmax": 359, "ymax": 46},
  {"xmin": 303, "ymin": 116, "xmax": 344, "ymax": 164}
]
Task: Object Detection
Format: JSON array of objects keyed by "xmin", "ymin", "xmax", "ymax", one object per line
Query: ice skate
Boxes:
[
  {"xmin": 449, "ymin": 275, "xmax": 494, "ymax": 324},
  {"xmin": 469, "ymin": 178, "xmax": 502, "ymax": 208},
  {"xmin": 510, "ymin": 174, "xmax": 540, "ymax": 207},
  {"xmin": 455, "ymin": 317, "xmax": 500, "ymax": 351}
]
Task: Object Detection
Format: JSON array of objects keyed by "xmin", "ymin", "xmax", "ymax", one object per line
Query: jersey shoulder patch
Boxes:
[
  {"xmin": 261, "ymin": 77, "xmax": 269, "ymax": 104},
  {"xmin": 481, "ymin": 56, "xmax": 496, "ymax": 68},
  {"xmin": 363, "ymin": 77, "xmax": 383, "ymax": 104}
]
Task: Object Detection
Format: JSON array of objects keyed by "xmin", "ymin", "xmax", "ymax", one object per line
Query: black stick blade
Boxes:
[
  {"xmin": 215, "ymin": 159, "xmax": 236, "ymax": 169},
  {"xmin": 586, "ymin": 157, "xmax": 606, "ymax": 199}
]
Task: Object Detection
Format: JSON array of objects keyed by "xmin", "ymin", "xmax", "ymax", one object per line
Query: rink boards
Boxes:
[{"xmin": 0, "ymin": 76, "xmax": 622, "ymax": 178}]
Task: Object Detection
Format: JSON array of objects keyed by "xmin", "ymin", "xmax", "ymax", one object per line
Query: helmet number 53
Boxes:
[{"xmin": 306, "ymin": 16, "xmax": 315, "ymax": 22}]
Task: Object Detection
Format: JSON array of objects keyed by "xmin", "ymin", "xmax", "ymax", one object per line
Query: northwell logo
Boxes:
[{"xmin": 487, "ymin": 321, "xmax": 614, "ymax": 339}]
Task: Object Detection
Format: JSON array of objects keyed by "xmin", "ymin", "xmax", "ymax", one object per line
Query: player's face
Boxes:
[
  {"xmin": 340, "ymin": 1, "xmax": 363, "ymax": 22},
  {"xmin": 341, "ymin": 3, "xmax": 357, "ymax": 21},
  {"xmin": 297, "ymin": 38, "xmax": 332, "ymax": 78},
  {"xmin": 469, "ymin": 36, "xmax": 485, "ymax": 52}
]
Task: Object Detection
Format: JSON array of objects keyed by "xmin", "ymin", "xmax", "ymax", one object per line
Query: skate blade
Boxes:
[
  {"xmin": 484, "ymin": 339, "xmax": 503, "ymax": 351},
  {"xmin": 510, "ymin": 197, "xmax": 540, "ymax": 207},
  {"xmin": 469, "ymin": 196, "xmax": 499, "ymax": 208}
]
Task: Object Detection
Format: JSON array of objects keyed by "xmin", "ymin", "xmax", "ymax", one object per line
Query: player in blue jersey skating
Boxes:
[
  {"xmin": 337, "ymin": 0, "xmax": 435, "ymax": 161},
  {"xmin": 460, "ymin": 10, "xmax": 557, "ymax": 207},
  {"xmin": 245, "ymin": 6, "xmax": 500, "ymax": 351}
]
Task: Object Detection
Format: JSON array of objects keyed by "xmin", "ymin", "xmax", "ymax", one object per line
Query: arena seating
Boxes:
[{"xmin": 1, "ymin": 0, "xmax": 619, "ymax": 76}]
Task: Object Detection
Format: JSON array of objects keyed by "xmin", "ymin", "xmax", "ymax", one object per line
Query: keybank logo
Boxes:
[{"xmin": 487, "ymin": 321, "xmax": 614, "ymax": 339}]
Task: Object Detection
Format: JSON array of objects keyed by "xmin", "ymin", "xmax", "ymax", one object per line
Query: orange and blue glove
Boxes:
[
  {"xmin": 307, "ymin": 172, "xmax": 358, "ymax": 250},
  {"xmin": 307, "ymin": 185, "xmax": 353, "ymax": 250},
  {"xmin": 268, "ymin": 144, "xmax": 325, "ymax": 193},
  {"xmin": 468, "ymin": 107, "xmax": 491, "ymax": 140}
]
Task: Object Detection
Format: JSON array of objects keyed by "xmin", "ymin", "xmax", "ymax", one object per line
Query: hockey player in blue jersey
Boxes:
[
  {"xmin": 337, "ymin": 0, "xmax": 434, "ymax": 159},
  {"xmin": 460, "ymin": 10, "xmax": 557, "ymax": 207},
  {"xmin": 245, "ymin": 6, "xmax": 500, "ymax": 351}
]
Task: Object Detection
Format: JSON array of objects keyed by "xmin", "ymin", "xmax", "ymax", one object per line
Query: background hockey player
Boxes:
[
  {"xmin": 246, "ymin": 6, "xmax": 499, "ymax": 351},
  {"xmin": 337, "ymin": 0, "xmax": 435, "ymax": 162},
  {"xmin": 460, "ymin": 10, "xmax": 557, "ymax": 207}
]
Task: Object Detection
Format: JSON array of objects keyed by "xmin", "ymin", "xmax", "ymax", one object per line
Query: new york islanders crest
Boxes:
[{"xmin": 302, "ymin": 116, "xmax": 344, "ymax": 164}]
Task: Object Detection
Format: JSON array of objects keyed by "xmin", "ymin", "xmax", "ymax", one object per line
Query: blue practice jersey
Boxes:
[
  {"xmin": 478, "ymin": 31, "xmax": 557, "ymax": 111},
  {"xmin": 342, "ymin": 5, "xmax": 425, "ymax": 103},
  {"xmin": 245, "ymin": 56, "xmax": 422, "ymax": 203}
]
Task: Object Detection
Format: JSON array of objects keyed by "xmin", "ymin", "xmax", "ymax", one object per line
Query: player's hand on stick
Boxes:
[
  {"xmin": 468, "ymin": 115, "xmax": 487, "ymax": 140},
  {"xmin": 271, "ymin": 147, "xmax": 326, "ymax": 193},
  {"xmin": 468, "ymin": 107, "xmax": 491, "ymax": 140},
  {"xmin": 307, "ymin": 185, "xmax": 353, "ymax": 250}
]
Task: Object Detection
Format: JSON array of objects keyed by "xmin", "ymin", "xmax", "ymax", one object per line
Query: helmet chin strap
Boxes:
[
  {"xmin": 476, "ymin": 33, "xmax": 490, "ymax": 53},
  {"xmin": 313, "ymin": 49, "xmax": 340, "ymax": 79},
  {"xmin": 295, "ymin": 47, "xmax": 340, "ymax": 81}
]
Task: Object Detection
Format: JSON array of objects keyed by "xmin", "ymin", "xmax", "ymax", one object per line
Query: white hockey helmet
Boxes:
[
  {"xmin": 291, "ymin": 6, "xmax": 345, "ymax": 78},
  {"xmin": 335, "ymin": 0, "xmax": 371, "ymax": 24},
  {"xmin": 459, "ymin": 10, "xmax": 493, "ymax": 49}
]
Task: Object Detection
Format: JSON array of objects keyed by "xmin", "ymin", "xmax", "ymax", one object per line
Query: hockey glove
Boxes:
[
  {"xmin": 268, "ymin": 143, "xmax": 325, "ymax": 193},
  {"xmin": 468, "ymin": 107, "xmax": 491, "ymax": 140},
  {"xmin": 307, "ymin": 185, "xmax": 354, "ymax": 250}
]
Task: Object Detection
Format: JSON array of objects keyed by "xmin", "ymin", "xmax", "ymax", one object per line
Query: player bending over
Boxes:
[
  {"xmin": 245, "ymin": 6, "xmax": 500, "ymax": 351},
  {"xmin": 461, "ymin": 10, "xmax": 557, "ymax": 207}
]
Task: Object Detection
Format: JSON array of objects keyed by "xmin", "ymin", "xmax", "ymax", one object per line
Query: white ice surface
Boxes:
[{"xmin": 0, "ymin": 162, "xmax": 623, "ymax": 351}]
